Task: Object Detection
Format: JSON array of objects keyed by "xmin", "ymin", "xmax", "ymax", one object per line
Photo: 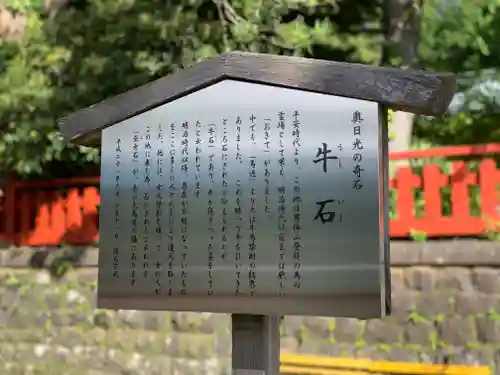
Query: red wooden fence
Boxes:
[
  {"xmin": 0, "ymin": 143, "xmax": 499, "ymax": 246},
  {"xmin": 389, "ymin": 143, "xmax": 500, "ymax": 237}
]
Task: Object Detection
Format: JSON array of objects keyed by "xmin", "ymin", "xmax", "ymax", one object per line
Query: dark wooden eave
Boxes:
[{"xmin": 58, "ymin": 51, "xmax": 456, "ymax": 146}]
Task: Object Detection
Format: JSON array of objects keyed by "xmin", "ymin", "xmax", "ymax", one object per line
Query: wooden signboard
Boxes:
[
  {"xmin": 59, "ymin": 52, "xmax": 456, "ymax": 374},
  {"xmin": 97, "ymin": 81, "xmax": 388, "ymax": 318}
]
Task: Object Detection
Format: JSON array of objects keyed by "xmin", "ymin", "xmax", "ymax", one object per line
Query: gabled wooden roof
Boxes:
[{"xmin": 58, "ymin": 51, "xmax": 456, "ymax": 146}]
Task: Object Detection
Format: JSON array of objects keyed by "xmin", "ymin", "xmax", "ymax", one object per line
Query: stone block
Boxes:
[
  {"xmin": 0, "ymin": 343, "xmax": 22, "ymax": 362},
  {"xmin": 121, "ymin": 351, "xmax": 149, "ymax": 372},
  {"xmin": 403, "ymin": 320, "xmax": 435, "ymax": 345},
  {"xmin": 171, "ymin": 358, "xmax": 220, "ymax": 375},
  {"xmin": 334, "ymin": 345, "xmax": 358, "ymax": 358},
  {"xmin": 390, "ymin": 242, "xmax": 421, "ymax": 265},
  {"xmin": 168, "ymin": 332, "xmax": 215, "ymax": 359},
  {"xmin": 2, "ymin": 361, "xmax": 26, "ymax": 375},
  {"xmin": 495, "ymin": 350, "xmax": 500, "ymax": 371},
  {"xmin": 415, "ymin": 240, "xmax": 499, "ymax": 266},
  {"xmin": 434, "ymin": 267, "xmax": 473, "ymax": 292},
  {"xmin": 50, "ymin": 327, "xmax": 103, "ymax": 348},
  {"xmin": 0, "ymin": 343, "xmax": 94, "ymax": 366},
  {"xmin": 364, "ymin": 318, "xmax": 402, "ymax": 344},
  {"xmin": 92, "ymin": 310, "xmax": 113, "ymax": 330},
  {"xmin": 39, "ymin": 288, "xmax": 70, "ymax": 310},
  {"xmin": 130, "ymin": 330, "xmax": 167, "ymax": 354},
  {"xmin": 8, "ymin": 309, "xmax": 51, "ymax": 329},
  {"xmin": 333, "ymin": 318, "xmax": 363, "ymax": 342},
  {"xmin": 415, "ymin": 348, "xmax": 442, "ymax": 363},
  {"xmin": 115, "ymin": 309, "xmax": 148, "ymax": 329},
  {"xmin": 297, "ymin": 330, "xmax": 332, "ymax": 355},
  {"xmin": 29, "ymin": 358, "xmax": 86, "ymax": 375},
  {"xmin": 51, "ymin": 309, "xmax": 90, "ymax": 327},
  {"xmin": 0, "ymin": 328, "xmax": 47, "ymax": 344},
  {"xmin": 472, "ymin": 268, "xmax": 500, "ymax": 294},
  {"xmin": 215, "ymin": 358, "xmax": 231, "ymax": 375},
  {"xmin": 213, "ymin": 328, "xmax": 231, "ymax": 356},
  {"xmin": 99, "ymin": 329, "xmax": 140, "ymax": 352},
  {"xmin": 297, "ymin": 341, "xmax": 355, "ymax": 357},
  {"xmin": 282, "ymin": 315, "xmax": 305, "ymax": 338},
  {"xmin": 454, "ymin": 293, "xmax": 500, "ymax": 316},
  {"xmin": 281, "ymin": 336, "xmax": 300, "ymax": 353},
  {"xmin": 476, "ymin": 316, "xmax": 500, "ymax": 343},
  {"xmin": 73, "ymin": 268, "xmax": 98, "ymax": 284},
  {"xmin": 437, "ymin": 346, "xmax": 494, "ymax": 366},
  {"xmin": 403, "ymin": 266, "xmax": 435, "ymax": 291},
  {"xmin": 386, "ymin": 347, "xmax": 419, "ymax": 362},
  {"xmin": 140, "ymin": 311, "xmax": 172, "ymax": 332},
  {"xmin": 455, "ymin": 347, "xmax": 494, "ymax": 366},
  {"xmin": 172, "ymin": 312, "xmax": 227, "ymax": 334},
  {"xmin": 64, "ymin": 288, "xmax": 91, "ymax": 307},
  {"xmin": 302, "ymin": 316, "xmax": 333, "ymax": 340},
  {"xmin": 390, "ymin": 268, "xmax": 407, "ymax": 293},
  {"xmin": 391, "ymin": 292, "xmax": 416, "ymax": 316},
  {"xmin": 0, "ymin": 247, "xmax": 38, "ymax": 268},
  {"xmin": 414, "ymin": 292, "xmax": 454, "ymax": 316},
  {"xmin": 355, "ymin": 346, "xmax": 392, "ymax": 361},
  {"xmin": 437, "ymin": 316, "xmax": 476, "ymax": 346},
  {"xmin": 0, "ymin": 270, "xmax": 37, "ymax": 285}
]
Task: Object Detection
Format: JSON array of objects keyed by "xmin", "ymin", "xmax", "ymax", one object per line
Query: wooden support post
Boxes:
[{"xmin": 231, "ymin": 314, "xmax": 280, "ymax": 375}]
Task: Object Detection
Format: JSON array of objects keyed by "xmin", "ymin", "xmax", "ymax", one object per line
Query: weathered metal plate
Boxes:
[{"xmin": 98, "ymin": 79, "xmax": 389, "ymax": 318}]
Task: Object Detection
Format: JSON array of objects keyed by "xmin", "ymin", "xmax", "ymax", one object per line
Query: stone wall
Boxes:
[{"xmin": 0, "ymin": 240, "xmax": 499, "ymax": 375}]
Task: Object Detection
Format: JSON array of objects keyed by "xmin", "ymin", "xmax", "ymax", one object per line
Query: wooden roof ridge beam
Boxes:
[{"xmin": 59, "ymin": 51, "xmax": 456, "ymax": 146}]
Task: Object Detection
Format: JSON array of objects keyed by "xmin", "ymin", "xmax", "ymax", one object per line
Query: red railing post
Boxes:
[
  {"xmin": 450, "ymin": 161, "xmax": 477, "ymax": 219},
  {"xmin": 18, "ymin": 190, "xmax": 32, "ymax": 245},
  {"xmin": 64, "ymin": 187, "xmax": 83, "ymax": 244},
  {"xmin": 81, "ymin": 186, "xmax": 100, "ymax": 243},
  {"xmin": 479, "ymin": 159, "xmax": 499, "ymax": 228},
  {"xmin": 51, "ymin": 191, "xmax": 67, "ymax": 244},
  {"xmin": 4, "ymin": 179, "xmax": 16, "ymax": 244},
  {"xmin": 391, "ymin": 166, "xmax": 420, "ymax": 236},
  {"xmin": 422, "ymin": 164, "xmax": 448, "ymax": 221},
  {"xmin": 27, "ymin": 190, "xmax": 50, "ymax": 246}
]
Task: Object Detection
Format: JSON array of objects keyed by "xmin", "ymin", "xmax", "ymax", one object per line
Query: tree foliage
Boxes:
[
  {"xmin": 0, "ymin": 0, "xmax": 381, "ymax": 177},
  {"xmin": 415, "ymin": 0, "xmax": 500, "ymax": 146},
  {"xmin": 1, "ymin": 0, "xmax": 500, "ymax": 177}
]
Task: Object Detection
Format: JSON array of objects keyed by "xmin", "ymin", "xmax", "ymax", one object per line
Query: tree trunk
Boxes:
[
  {"xmin": 0, "ymin": 0, "xmax": 70, "ymax": 41},
  {"xmin": 0, "ymin": 5, "xmax": 27, "ymax": 41},
  {"xmin": 381, "ymin": 0, "xmax": 424, "ymax": 170}
]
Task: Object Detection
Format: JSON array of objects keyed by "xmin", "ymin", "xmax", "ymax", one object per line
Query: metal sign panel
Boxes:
[{"xmin": 98, "ymin": 79, "xmax": 389, "ymax": 318}]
